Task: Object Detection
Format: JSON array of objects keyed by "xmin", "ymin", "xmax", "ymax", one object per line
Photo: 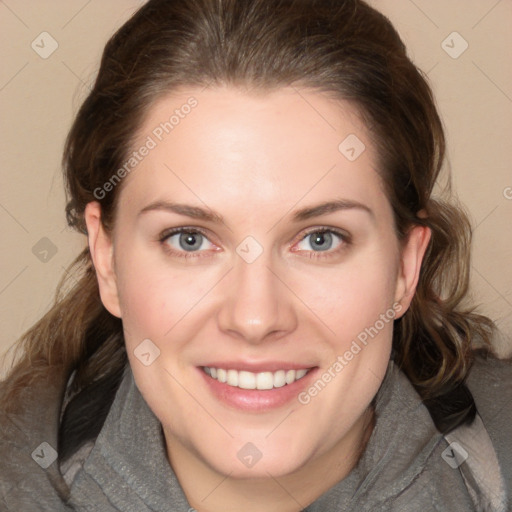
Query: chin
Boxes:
[{"xmin": 199, "ymin": 438, "xmax": 312, "ymax": 480}]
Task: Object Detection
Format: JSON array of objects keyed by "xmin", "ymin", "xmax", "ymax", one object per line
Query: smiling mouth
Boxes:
[{"xmin": 202, "ymin": 366, "xmax": 312, "ymax": 390}]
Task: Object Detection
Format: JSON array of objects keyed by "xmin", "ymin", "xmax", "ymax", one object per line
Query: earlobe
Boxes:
[
  {"xmin": 393, "ymin": 224, "xmax": 432, "ymax": 319},
  {"xmin": 84, "ymin": 202, "xmax": 122, "ymax": 318}
]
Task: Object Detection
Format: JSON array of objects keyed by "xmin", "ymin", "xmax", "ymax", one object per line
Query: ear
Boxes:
[
  {"xmin": 393, "ymin": 223, "xmax": 431, "ymax": 319},
  {"xmin": 84, "ymin": 201, "xmax": 122, "ymax": 318}
]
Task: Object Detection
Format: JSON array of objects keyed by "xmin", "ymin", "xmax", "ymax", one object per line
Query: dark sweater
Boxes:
[{"xmin": 1, "ymin": 356, "xmax": 511, "ymax": 511}]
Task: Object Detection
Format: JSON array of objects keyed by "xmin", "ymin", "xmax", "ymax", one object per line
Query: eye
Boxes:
[
  {"xmin": 294, "ymin": 228, "xmax": 349, "ymax": 256},
  {"xmin": 158, "ymin": 226, "xmax": 350, "ymax": 260},
  {"xmin": 159, "ymin": 228, "xmax": 216, "ymax": 257}
]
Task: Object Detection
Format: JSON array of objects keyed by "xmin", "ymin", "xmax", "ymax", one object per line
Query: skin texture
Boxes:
[{"xmin": 85, "ymin": 86, "xmax": 431, "ymax": 511}]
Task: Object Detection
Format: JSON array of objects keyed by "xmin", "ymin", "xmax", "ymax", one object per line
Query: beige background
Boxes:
[{"xmin": 1, "ymin": 0, "xmax": 511, "ymax": 375}]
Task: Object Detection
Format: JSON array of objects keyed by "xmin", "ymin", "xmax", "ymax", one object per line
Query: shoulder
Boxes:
[
  {"xmin": 466, "ymin": 350, "xmax": 512, "ymax": 414},
  {"xmin": 0, "ymin": 366, "xmax": 72, "ymax": 509},
  {"xmin": 465, "ymin": 350, "xmax": 512, "ymax": 499}
]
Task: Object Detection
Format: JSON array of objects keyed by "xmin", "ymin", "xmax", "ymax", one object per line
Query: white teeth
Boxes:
[
  {"xmin": 285, "ymin": 369, "xmax": 296, "ymax": 384},
  {"xmin": 203, "ymin": 366, "xmax": 310, "ymax": 390},
  {"xmin": 296, "ymin": 369, "xmax": 308, "ymax": 379},
  {"xmin": 273, "ymin": 370, "xmax": 286, "ymax": 388},
  {"xmin": 238, "ymin": 371, "xmax": 256, "ymax": 389},
  {"xmin": 256, "ymin": 372, "xmax": 274, "ymax": 390},
  {"xmin": 227, "ymin": 369, "xmax": 238, "ymax": 387}
]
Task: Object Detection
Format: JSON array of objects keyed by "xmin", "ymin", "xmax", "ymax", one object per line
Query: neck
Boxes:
[{"xmin": 164, "ymin": 406, "xmax": 375, "ymax": 512}]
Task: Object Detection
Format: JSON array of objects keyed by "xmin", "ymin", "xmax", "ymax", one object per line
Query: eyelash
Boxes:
[{"xmin": 157, "ymin": 226, "xmax": 352, "ymax": 260}]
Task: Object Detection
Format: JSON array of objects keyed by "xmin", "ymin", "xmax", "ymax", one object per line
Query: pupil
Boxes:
[
  {"xmin": 180, "ymin": 232, "xmax": 202, "ymax": 251},
  {"xmin": 312, "ymin": 232, "xmax": 331, "ymax": 251}
]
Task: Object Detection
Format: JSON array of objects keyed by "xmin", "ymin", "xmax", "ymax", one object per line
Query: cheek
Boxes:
[
  {"xmin": 292, "ymin": 246, "xmax": 399, "ymax": 344},
  {"xmin": 113, "ymin": 246, "xmax": 197, "ymax": 340},
  {"xmin": 113, "ymin": 247, "xmax": 228, "ymax": 359},
  {"xmin": 296, "ymin": 252, "xmax": 399, "ymax": 441}
]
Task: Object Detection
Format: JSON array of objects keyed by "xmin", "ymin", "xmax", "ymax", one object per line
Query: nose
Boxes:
[{"xmin": 216, "ymin": 252, "xmax": 298, "ymax": 344}]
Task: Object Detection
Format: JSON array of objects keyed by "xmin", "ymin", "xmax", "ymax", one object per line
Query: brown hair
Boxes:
[{"xmin": 1, "ymin": 0, "xmax": 496, "ymax": 448}]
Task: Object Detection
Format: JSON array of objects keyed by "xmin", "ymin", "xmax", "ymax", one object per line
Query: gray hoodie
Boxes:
[{"xmin": 1, "ymin": 355, "xmax": 511, "ymax": 511}]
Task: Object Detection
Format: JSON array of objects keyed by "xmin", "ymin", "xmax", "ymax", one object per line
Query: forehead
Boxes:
[{"xmin": 119, "ymin": 86, "xmax": 388, "ymax": 224}]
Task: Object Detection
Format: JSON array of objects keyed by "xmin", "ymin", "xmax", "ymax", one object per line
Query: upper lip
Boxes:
[{"xmin": 200, "ymin": 361, "xmax": 317, "ymax": 372}]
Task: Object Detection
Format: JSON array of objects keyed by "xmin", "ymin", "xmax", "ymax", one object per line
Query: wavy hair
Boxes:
[{"xmin": 1, "ymin": 0, "xmax": 496, "ymax": 454}]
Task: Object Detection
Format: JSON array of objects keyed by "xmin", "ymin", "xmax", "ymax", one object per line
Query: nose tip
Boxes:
[{"xmin": 216, "ymin": 257, "xmax": 297, "ymax": 344}]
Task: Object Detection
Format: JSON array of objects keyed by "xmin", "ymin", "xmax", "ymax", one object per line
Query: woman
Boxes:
[{"xmin": 1, "ymin": 0, "xmax": 510, "ymax": 510}]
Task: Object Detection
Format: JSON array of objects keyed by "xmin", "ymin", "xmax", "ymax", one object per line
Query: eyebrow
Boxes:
[
  {"xmin": 292, "ymin": 199, "xmax": 374, "ymax": 222},
  {"xmin": 138, "ymin": 201, "xmax": 223, "ymax": 223},
  {"xmin": 138, "ymin": 198, "xmax": 374, "ymax": 224}
]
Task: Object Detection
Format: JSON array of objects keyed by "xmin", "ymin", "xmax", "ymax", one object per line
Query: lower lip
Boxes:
[{"xmin": 198, "ymin": 367, "xmax": 318, "ymax": 412}]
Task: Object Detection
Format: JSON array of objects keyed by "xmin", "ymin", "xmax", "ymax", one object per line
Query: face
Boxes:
[{"xmin": 86, "ymin": 86, "xmax": 429, "ymax": 483}]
